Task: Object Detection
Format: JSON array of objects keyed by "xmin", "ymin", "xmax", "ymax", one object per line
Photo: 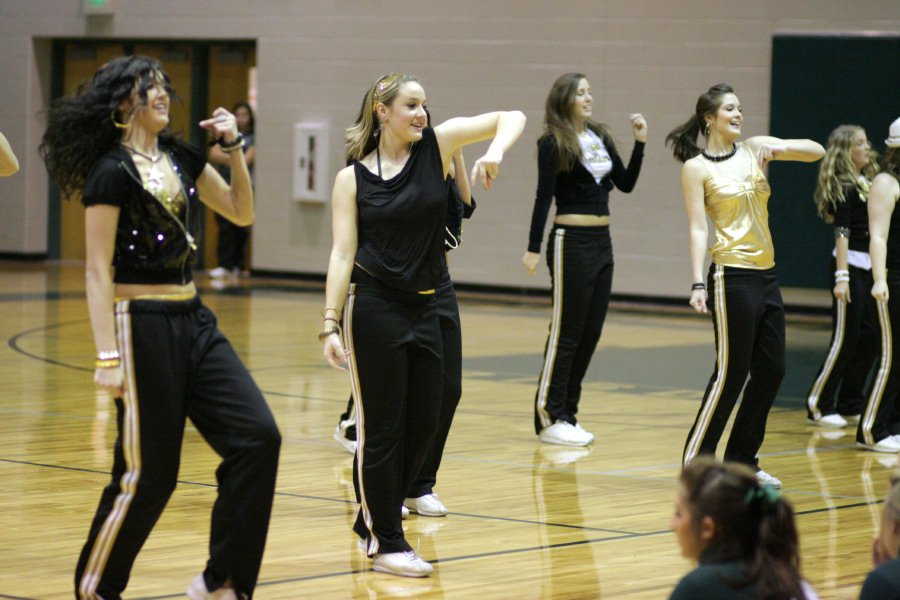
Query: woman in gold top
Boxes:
[{"xmin": 666, "ymin": 83, "xmax": 824, "ymax": 488}]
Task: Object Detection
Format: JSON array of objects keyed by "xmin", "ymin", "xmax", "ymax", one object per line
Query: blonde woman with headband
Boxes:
[
  {"xmin": 861, "ymin": 468, "xmax": 900, "ymax": 598},
  {"xmin": 805, "ymin": 125, "xmax": 880, "ymax": 432},
  {"xmin": 321, "ymin": 72, "xmax": 525, "ymax": 577}
]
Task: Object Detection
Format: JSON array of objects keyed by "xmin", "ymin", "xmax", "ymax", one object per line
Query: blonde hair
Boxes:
[
  {"xmin": 345, "ymin": 72, "xmax": 418, "ymax": 162},
  {"xmin": 814, "ymin": 125, "xmax": 879, "ymax": 223}
]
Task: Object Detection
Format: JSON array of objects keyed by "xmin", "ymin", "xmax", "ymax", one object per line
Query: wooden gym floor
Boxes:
[{"xmin": 0, "ymin": 261, "xmax": 886, "ymax": 599}]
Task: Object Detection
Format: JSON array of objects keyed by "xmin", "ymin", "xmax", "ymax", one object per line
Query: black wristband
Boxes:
[{"xmin": 691, "ymin": 283, "xmax": 706, "ymax": 291}]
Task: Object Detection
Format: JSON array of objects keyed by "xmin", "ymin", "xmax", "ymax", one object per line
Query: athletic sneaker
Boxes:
[
  {"xmin": 333, "ymin": 424, "xmax": 356, "ymax": 455},
  {"xmin": 755, "ymin": 469, "xmax": 782, "ymax": 489},
  {"xmin": 539, "ymin": 420, "xmax": 592, "ymax": 446},
  {"xmin": 807, "ymin": 414, "xmax": 848, "ymax": 428},
  {"xmin": 186, "ymin": 574, "xmax": 238, "ymax": 599},
  {"xmin": 404, "ymin": 493, "xmax": 447, "ymax": 517},
  {"xmin": 573, "ymin": 422, "xmax": 596, "ymax": 443},
  {"xmin": 373, "ymin": 551, "xmax": 433, "ymax": 577},
  {"xmin": 208, "ymin": 267, "xmax": 229, "ymax": 279},
  {"xmin": 858, "ymin": 436, "xmax": 900, "ymax": 453}
]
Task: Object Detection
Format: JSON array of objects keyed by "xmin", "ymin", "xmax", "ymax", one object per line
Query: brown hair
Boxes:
[
  {"xmin": 679, "ymin": 457, "xmax": 805, "ymax": 600},
  {"xmin": 540, "ymin": 72, "xmax": 615, "ymax": 173},
  {"xmin": 665, "ymin": 83, "xmax": 734, "ymax": 163}
]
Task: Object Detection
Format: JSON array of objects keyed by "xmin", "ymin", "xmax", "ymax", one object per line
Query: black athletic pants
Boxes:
[
  {"xmin": 338, "ymin": 277, "xmax": 461, "ymax": 498},
  {"xmin": 345, "ymin": 276, "xmax": 443, "ymax": 555},
  {"xmin": 682, "ymin": 264, "xmax": 785, "ymax": 469},
  {"xmin": 215, "ymin": 213, "xmax": 250, "ymax": 271},
  {"xmin": 806, "ymin": 262, "xmax": 878, "ymax": 420},
  {"xmin": 534, "ymin": 224, "xmax": 613, "ymax": 433},
  {"xmin": 75, "ymin": 297, "xmax": 281, "ymax": 600},
  {"xmin": 860, "ymin": 271, "xmax": 900, "ymax": 445}
]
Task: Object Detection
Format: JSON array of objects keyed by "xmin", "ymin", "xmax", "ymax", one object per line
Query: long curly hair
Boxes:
[
  {"xmin": 814, "ymin": 125, "xmax": 879, "ymax": 223},
  {"xmin": 39, "ymin": 55, "xmax": 176, "ymax": 198},
  {"xmin": 345, "ymin": 72, "xmax": 418, "ymax": 162},
  {"xmin": 679, "ymin": 457, "xmax": 805, "ymax": 600},
  {"xmin": 541, "ymin": 72, "xmax": 615, "ymax": 173},
  {"xmin": 665, "ymin": 83, "xmax": 734, "ymax": 163}
]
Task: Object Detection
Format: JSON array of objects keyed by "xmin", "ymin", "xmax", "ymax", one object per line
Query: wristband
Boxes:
[
  {"xmin": 318, "ymin": 325, "xmax": 341, "ymax": 342},
  {"xmin": 691, "ymin": 283, "xmax": 706, "ymax": 291},
  {"xmin": 218, "ymin": 133, "xmax": 245, "ymax": 153}
]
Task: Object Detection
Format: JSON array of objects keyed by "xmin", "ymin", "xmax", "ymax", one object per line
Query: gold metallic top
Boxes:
[{"xmin": 703, "ymin": 143, "xmax": 774, "ymax": 269}]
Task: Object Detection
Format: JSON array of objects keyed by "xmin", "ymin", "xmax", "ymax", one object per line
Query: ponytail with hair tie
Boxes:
[{"xmin": 743, "ymin": 484, "xmax": 781, "ymax": 514}]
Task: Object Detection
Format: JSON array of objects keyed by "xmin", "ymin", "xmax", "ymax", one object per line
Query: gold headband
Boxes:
[{"xmin": 371, "ymin": 73, "xmax": 403, "ymax": 112}]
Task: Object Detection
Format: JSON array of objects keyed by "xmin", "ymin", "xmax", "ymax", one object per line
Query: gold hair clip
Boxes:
[{"xmin": 372, "ymin": 72, "xmax": 403, "ymax": 111}]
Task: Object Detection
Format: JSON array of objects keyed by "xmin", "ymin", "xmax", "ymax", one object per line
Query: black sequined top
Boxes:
[{"xmin": 81, "ymin": 140, "xmax": 206, "ymax": 285}]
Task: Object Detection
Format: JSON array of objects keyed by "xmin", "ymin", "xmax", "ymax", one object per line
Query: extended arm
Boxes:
[
  {"xmin": 745, "ymin": 135, "xmax": 825, "ymax": 168},
  {"xmin": 434, "ymin": 110, "xmax": 526, "ymax": 189}
]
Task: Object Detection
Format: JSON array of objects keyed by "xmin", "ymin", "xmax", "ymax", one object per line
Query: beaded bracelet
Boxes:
[
  {"xmin": 834, "ymin": 227, "xmax": 850, "ymax": 239},
  {"xmin": 218, "ymin": 133, "xmax": 245, "ymax": 153}
]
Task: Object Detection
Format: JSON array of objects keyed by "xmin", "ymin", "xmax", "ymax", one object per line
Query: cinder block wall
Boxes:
[{"xmin": 2, "ymin": 0, "xmax": 898, "ymax": 297}]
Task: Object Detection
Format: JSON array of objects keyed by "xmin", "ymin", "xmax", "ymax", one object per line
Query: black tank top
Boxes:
[{"xmin": 353, "ymin": 127, "xmax": 449, "ymax": 292}]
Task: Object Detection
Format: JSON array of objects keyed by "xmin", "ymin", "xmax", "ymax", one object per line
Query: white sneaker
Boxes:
[
  {"xmin": 401, "ymin": 505, "xmax": 409, "ymax": 520},
  {"xmin": 208, "ymin": 267, "xmax": 229, "ymax": 279},
  {"xmin": 808, "ymin": 414, "xmax": 848, "ymax": 428},
  {"xmin": 755, "ymin": 469, "xmax": 782, "ymax": 489},
  {"xmin": 539, "ymin": 421, "xmax": 592, "ymax": 447},
  {"xmin": 186, "ymin": 574, "xmax": 238, "ymax": 600},
  {"xmin": 857, "ymin": 436, "xmax": 900, "ymax": 453},
  {"xmin": 333, "ymin": 425, "xmax": 357, "ymax": 455},
  {"xmin": 404, "ymin": 493, "xmax": 447, "ymax": 517},
  {"xmin": 372, "ymin": 551, "xmax": 433, "ymax": 577},
  {"xmin": 573, "ymin": 422, "xmax": 596, "ymax": 443}
]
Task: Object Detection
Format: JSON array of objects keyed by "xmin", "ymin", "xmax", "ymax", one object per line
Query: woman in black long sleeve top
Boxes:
[{"xmin": 523, "ymin": 72, "xmax": 646, "ymax": 447}]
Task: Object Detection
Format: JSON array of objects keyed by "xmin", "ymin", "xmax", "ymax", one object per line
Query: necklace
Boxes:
[
  {"xmin": 123, "ymin": 144, "xmax": 165, "ymax": 192},
  {"xmin": 701, "ymin": 143, "xmax": 738, "ymax": 162},
  {"xmin": 375, "ymin": 143, "xmax": 412, "ymax": 179}
]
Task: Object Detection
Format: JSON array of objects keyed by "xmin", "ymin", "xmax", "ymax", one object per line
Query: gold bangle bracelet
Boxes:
[
  {"xmin": 95, "ymin": 359, "xmax": 121, "ymax": 369},
  {"xmin": 321, "ymin": 306, "xmax": 342, "ymax": 318}
]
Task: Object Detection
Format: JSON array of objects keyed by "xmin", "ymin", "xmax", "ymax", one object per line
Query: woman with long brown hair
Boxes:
[
  {"xmin": 666, "ymin": 83, "xmax": 824, "ymax": 486},
  {"xmin": 523, "ymin": 72, "xmax": 646, "ymax": 447}
]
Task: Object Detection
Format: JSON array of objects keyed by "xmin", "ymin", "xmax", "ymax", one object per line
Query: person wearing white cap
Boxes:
[{"xmin": 864, "ymin": 117, "xmax": 900, "ymax": 454}]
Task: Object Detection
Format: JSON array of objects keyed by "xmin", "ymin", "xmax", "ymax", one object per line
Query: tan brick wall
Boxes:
[{"xmin": 2, "ymin": 0, "xmax": 898, "ymax": 296}]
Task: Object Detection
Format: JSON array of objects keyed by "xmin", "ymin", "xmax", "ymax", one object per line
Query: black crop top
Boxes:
[
  {"xmin": 353, "ymin": 127, "xmax": 449, "ymax": 293},
  {"xmin": 81, "ymin": 140, "xmax": 206, "ymax": 285},
  {"xmin": 830, "ymin": 184, "xmax": 870, "ymax": 253},
  {"xmin": 527, "ymin": 135, "xmax": 644, "ymax": 253}
]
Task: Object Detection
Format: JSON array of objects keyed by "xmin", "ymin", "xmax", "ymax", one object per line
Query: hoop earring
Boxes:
[
  {"xmin": 111, "ymin": 109, "xmax": 129, "ymax": 130},
  {"xmin": 704, "ymin": 121, "xmax": 710, "ymax": 136}
]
